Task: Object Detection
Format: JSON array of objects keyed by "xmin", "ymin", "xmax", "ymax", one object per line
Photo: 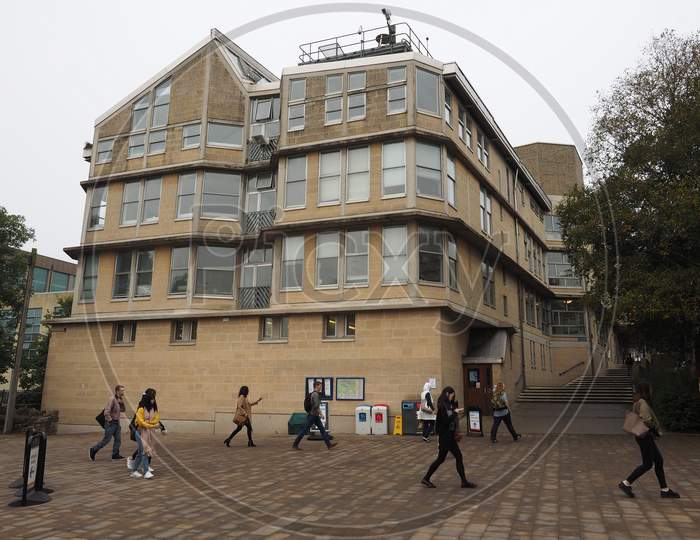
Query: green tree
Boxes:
[
  {"xmin": 557, "ymin": 30, "xmax": 700, "ymax": 375},
  {"xmin": 0, "ymin": 207, "xmax": 35, "ymax": 384}
]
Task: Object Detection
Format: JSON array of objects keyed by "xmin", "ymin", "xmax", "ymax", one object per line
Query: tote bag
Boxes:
[{"xmin": 623, "ymin": 410, "xmax": 649, "ymax": 437}]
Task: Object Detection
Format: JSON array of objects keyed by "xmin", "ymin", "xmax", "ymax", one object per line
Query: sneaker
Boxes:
[
  {"xmin": 618, "ymin": 482, "xmax": 634, "ymax": 498},
  {"xmin": 660, "ymin": 489, "xmax": 680, "ymax": 499},
  {"xmin": 514, "ymin": 434, "xmax": 522, "ymax": 442},
  {"xmin": 130, "ymin": 471, "xmax": 143, "ymax": 478},
  {"xmin": 421, "ymin": 477, "xmax": 436, "ymax": 488},
  {"xmin": 112, "ymin": 454, "xmax": 125, "ymax": 460},
  {"xmin": 89, "ymin": 448, "xmax": 96, "ymax": 462},
  {"xmin": 461, "ymin": 480, "xmax": 478, "ymax": 488},
  {"xmin": 144, "ymin": 471, "xmax": 154, "ymax": 479},
  {"xmin": 148, "ymin": 467, "xmax": 154, "ymax": 473},
  {"xmin": 126, "ymin": 458, "xmax": 135, "ymax": 470},
  {"xmin": 291, "ymin": 445, "xmax": 301, "ymax": 450},
  {"xmin": 327, "ymin": 442, "xmax": 338, "ymax": 450}
]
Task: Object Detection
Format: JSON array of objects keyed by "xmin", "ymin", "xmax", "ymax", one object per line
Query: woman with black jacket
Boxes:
[{"xmin": 421, "ymin": 386, "xmax": 477, "ymax": 489}]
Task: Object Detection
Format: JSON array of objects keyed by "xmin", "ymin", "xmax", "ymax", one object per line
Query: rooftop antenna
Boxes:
[
  {"xmin": 426, "ymin": 36, "xmax": 429, "ymax": 55},
  {"xmin": 377, "ymin": 8, "xmax": 396, "ymax": 46}
]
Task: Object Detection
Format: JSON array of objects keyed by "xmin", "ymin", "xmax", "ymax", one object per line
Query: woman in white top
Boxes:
[{"xmin": 418, "ymin": 382, "xmax": 437, "ymax": 441}]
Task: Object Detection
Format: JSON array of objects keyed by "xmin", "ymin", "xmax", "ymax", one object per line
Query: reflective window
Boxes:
[
  {"xmin": 195, "ymin": 246, "xmax": 236, "ymax": 296},
  {"xmin": 201, "ymin": 172, "xmax": 241, "ymax": 219},
  {"xmin": 382, "ymin": 141, "xmax": 405, "ymax": 197},
  {"xmin": 416, "ymin": 69, "xmax": 439, "ymax": 114}
]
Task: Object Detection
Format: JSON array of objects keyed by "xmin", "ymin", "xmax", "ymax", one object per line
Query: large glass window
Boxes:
[
  {"xmin": 383, "ymin": 226, "xmax": 408, "ymax": 283},
  {"xmin": 387, "ymin": 85, "xmax": 407, "ymax": 114},
  {"xmin": 195, "ymin": 246, "xmax": 236, "ymax": 296},
  {"xmin": 550, "ymin": 299, "xmax": 585, "ymax": 336},
  {"xmin": 49, "ymin": 271, "xmax": 72, "ymax": 292},
  {"xmin": 382, "ymin": 141, "xmax": 405, "ymax": 197},
  {"xmin": 477, "ymin": 131, "xmax": 489, "ymax": 168},
  {"xmin": 120, "ymin": 181, "xmax": 140, "ymax": 226},
  {"xmin": 31, "ymin": 267, "xmax": 48, "ymax": 293},
  {"xmin": 325, "ymin": 96, "xmax": 343, "ymax": 124},
  {"xmin": 416, "ymin": 142, "xmax": 442, "ymax": 198},
  {"xmin": 546, "ymin": 252, "xmax": 582, "ymax": 287},
  {"xmin": 285, "ymin": 155, "xmax": 306, "ymax": 208},
  {"xmin": 147, "ymin": 129, "xmax": 166, "ymax": 154},
  {"xmin": 345, "ymin": 229, "xmax": 369, "ymax": 285},
  {"xmin": 326, "ymin": 74, "xmax": 342, "ymax": 94},
  {"xmin": 201, "ymin": 171, "xmax": 241, "ymax": 219},
  {"xmin": 288, "ymin": 104, "xmax": 305, "ymax": 131},
  {"xmin": 182, "ymin": 124, "xmax": 201, "ymax": 149},
  {"xmin": 282, "ymin": 235, "xmax": 304, "ymax": 290},
  {"xmin": 151, "ymin": 79, "xmax": 171, "ymax": 127},
  {"xmin": 481, "ymin": 261, "xmax": 496, "ymax": 307},
  {"xmin": 316, "ymin": 232, "xmax": 340, "ymax": 287},
  {"xmin": 128, "ymin": 133, "xmax": 145, "ymax": 158},
  {"xmin": 545, "ymin": 213, "xmax": 563, "ymax": 240},
  {"xmin": 347, "ymin": 146, "xmax": 369, "ymax": 202},
  {"xmin": 419, "ymin": 226, "xmax": 443, "ymax": 283},
  {"xmin": 348, "ymin": 93, "xmax": 366, "ymax": 121},
  {"xmin": 416, "ymin": 68, "xmax": 439, "ymax": 114},
  {"xmin": 88, "ymin": 186, "xmax": 108, "ymax": 229},
  {"xmin": 80, "ymin": 254, "xmax": 98, "ymax": 301},
  {"xmin": 142, "ymin": 178, "xmax": 161, "ymax": 223},
  {"xmin": 169, "ymin": 247, "xmax": 189, "ymax": 295},
  {"xmin": 241, "ymin": 247, "xmax": 273, "ymax": 288},
  {"xmin": 113, "ymin": 251, "xmax": 132, "ymax": 298},
  {"xmin": 289, "ymin": 78, "xmax": 306, "ymax": 101},
  {"xmin": 131, "ymin": 95, "xmax": 149, "ymax": 131},
  {"xmin": 23, "ymin": 308, "xmax": 42, "ymax": 351},
  {"xmin": 448, "ymin": 235, "xmax": 458, "ymax": 289},
  {"xmin": 319, "ymin": 151, "xmax": 341, "ymax": 204},
  {"xmin": 134, "ymin": 250, "xmax": 154, "ymax": 297},
  {"xmin": 96, "ymin": 139, "xmax": 114, "ymax": 164},
  {"xmin": 207, "ymin": 122, "xmax": 243, "ymax": 148},
  {"xmin": 480, "ymin": 186, "xmax": 492, "ymax": 235},
  {"xmin": 447, "ymin": 156, "xmax": 456, "ymax": 207},
  {"xmin": 177, "ymin": 173, "xmax": 196, "ymax": 218}
]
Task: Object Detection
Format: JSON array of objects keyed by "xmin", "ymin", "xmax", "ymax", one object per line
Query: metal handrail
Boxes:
[
  {"xmin": 298, "ymin": 22, "xmax": 431, "ymax": 64},
  {"xmin": 559, "ymin": 361, "xmax": 585, "ymax": 377}
]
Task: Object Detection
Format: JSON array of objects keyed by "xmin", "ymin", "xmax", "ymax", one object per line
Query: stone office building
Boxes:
[{"xmin": 43, "ymin": 23, "xmax": 598, "ymax": 434}]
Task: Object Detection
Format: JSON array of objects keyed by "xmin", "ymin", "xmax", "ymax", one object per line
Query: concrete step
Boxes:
[{"xmin": 509, "ymin": 402, "xmax": 630, "ymax": 434}]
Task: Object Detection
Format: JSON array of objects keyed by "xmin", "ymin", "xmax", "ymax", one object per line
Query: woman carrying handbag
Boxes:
[
  {"xmin": 418, "ymin": 382, "xmax": 437, "ymax": 442},
  {"xmin": 421, "ymin": 386, "xmax": 477, "ymax": 489},
  {"xmin": 619, "ymin": 383, "xmax": 680, "ymax": 498},
  {"xmin": 224, "ymin": 386, "xmax": 262, "ymax": 448}
]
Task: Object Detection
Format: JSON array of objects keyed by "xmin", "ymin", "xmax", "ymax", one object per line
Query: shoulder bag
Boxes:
[{"xmin": 623, "ymin": 410, "xmax": 649, "ymax": 437}]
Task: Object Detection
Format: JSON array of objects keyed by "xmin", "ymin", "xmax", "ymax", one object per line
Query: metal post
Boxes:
[{"xmin": 3, "ymin": 248, "xmax": 36, "ymax": 435}]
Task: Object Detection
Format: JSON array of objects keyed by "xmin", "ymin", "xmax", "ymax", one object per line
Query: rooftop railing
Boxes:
[{"xmin": 298, "ymin": 22, "xmax": 431, "ymax": 65}]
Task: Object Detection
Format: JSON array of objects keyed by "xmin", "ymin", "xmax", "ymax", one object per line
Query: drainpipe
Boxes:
[{"xmin": 517, "ymin": 278, "xmax": 527, "ymax": 391}]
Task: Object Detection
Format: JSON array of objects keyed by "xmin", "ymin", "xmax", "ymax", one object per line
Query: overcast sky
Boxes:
[{"xmin": 2, "ymin": 0, "xmax": 698, "ymax": 262}]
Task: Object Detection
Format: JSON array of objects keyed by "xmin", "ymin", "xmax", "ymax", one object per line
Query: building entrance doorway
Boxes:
[{"xmin": 463, "ymin": 363, "xmax": 493, "ymax": 414}]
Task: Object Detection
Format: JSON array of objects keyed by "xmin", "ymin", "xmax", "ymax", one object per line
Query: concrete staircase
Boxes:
[
  {"xmin": 517, "ymin": 367, "xmax": 633, "ymax": 404},
  {"xmin": 511, "ymin": 368, "xmax": 634, "ymax": 434}
]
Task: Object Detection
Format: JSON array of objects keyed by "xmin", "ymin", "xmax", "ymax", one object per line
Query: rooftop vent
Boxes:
[{"xmin": 82, "ymin": 142, "xmax": 93, "ymax": 163}]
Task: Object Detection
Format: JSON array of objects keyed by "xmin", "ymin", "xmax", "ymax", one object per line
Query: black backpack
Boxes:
[{"xmin": 303, "ymin": 392, "xmax": 313, "ymax": 413}]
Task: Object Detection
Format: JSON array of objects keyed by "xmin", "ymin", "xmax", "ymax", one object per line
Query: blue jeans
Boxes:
[
  {"xmin": 131, "ymin": 427, "xmax": 150, "ymax": 474},
  {"xmin": 293, "ymin": 414, "xmax": 331, "ymax": 447},
  {"xmin": 92, "ymin": 421, "xmax": 121, "ymax": 456}
]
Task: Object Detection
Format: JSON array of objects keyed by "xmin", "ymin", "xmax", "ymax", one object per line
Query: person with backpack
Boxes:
[
  {"xmin": 127, "ymin": 416, "xmax": 166, "ymax": 473},
  {"xmin": 292, "ymin": 380, "xmax": 337, "ymax": 450},
  {"xmin": 224, "ymin": 386, "xmax": 262, "ymax": 447},
  {"xmin": 421, "ymin": 386, "xmax": 476, "ymax": 489},
  {"xmin": 418, "ymin": 381, "xmax": 436, "ymax": 442},
  {"xmin": 490, "ymin": 382, "xmax": 522, "ymax": 443},
  {"xmin": 618, "ymin": 383, "xmax": 680, "ymax": 499},
  {"xmin": 130, "ymin": 388, "xmax": 161, "ymax": 479},
  {"xmin": 89, "ymin": 384, "xmax": 126, "ymax": 462}
]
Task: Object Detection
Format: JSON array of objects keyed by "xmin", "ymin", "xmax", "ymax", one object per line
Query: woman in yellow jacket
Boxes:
[{"xmin": 131, "ymin": 388, "xmax": 160, "ymax": 479}]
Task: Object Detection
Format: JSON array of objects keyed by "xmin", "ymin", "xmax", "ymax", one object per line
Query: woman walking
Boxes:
[
  {"xmin": 418, "ymin": 382, "xmax": 436, "ymax": 442},
  {"xmin": 131, "ymin": 388, "xmax": 161, "ymax": 479},
  {"xmin": 618, "ymin": 383, "xmax": 680, "ymax": 498},
  {"xmin": 224, "ymin": 386, "xmax": 262, "ymax": 447},
  {"xmin": 490, "ymin": 382, "xmax": 522, "ymax": 443},
  {"xmin": 421, "ymin": 386, "xmax": 477, "ymax": 489}
]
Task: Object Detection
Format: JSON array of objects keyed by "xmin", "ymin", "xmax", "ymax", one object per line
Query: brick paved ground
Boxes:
[{"xmin": 0, "ymin": 431, "xmax": 698, "ymax": 539}]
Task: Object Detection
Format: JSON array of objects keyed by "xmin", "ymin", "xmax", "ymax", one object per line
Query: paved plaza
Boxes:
[{"xmin": 1, "ymin": 430, "xmax": 699, "ymax": 539}]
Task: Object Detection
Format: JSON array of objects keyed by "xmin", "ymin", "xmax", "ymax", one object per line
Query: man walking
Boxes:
[
  {"xmin": 292, "ymin": 380, "xmax": 337, "ymax": 450},
  {"xmin": 89, "ymin": 385, "xmax": 126, "ymax": 461}
]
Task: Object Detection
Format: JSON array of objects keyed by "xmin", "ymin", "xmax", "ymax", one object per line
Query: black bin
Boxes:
[{"xmin": 401, "ymin": 400, "xmax": 421, "ymax": 435}]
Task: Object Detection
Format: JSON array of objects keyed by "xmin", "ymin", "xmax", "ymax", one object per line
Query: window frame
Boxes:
[
  {"xmin": 318, "ymin": 150, "xmax": 341, "ymax": 205},
  {"xmin": 418, "ymin": 225, "xmax": 444, "ymax": 284},
  {"xmin": 200, "ymin": 171, "xmax": 241, "ymax": 220},
  {"xmin": 447, "ymin": 155, "xmax": 456, "ymax": 207},
  {"xmin": 206, "ymin": 121, "xmax": 243, "ymax": 149},
  {"xmin": 289, "ymin": 78, "xmax": 306, "ymax": 102},
  {"xmin": 323, "ymin": 313, "xmax": 356, "ymax": 340},
  {"xmin": 345, "ymin": 229, "xmax": 369, "ymax": 286},
  {"xmin": 444, "ymin": 89, "xmax": 452, "ymax": 126},
  {"xmin": 96, "ymin": 138, "xmax": 114, "ymax": 164},
  {"xmin": 171, "ymin": 319, "xmax": 198, "ymax": 344},
  {"xmin": 346, "ymin": 146, "xmax": 370, "ymax": 203},
  {"xmin": 80, "ymin": 254, "xmax": 99, "ymax": 302},
  {"xmin": 112, "ymin": 321, "xmax": 137, "ymax": 346},
  {"xmin": 479, "ymin": 186, "xmax": 493, "ymax": 235},
  {"xmin": 168, "ymin": 246, "xmax": 190, "ymax": 296},
  {"xmin": 151, "ymin": 79, "xmax": 171, "ymax": 128},
  {"xmin": 324, "ymin": 95, "xmax": 343, "ymax": 125},
  {"xmin": 481, "ymin": 261, "xmax": 496, "ymax": 308},
  {"xmin": 416, "ymin": 68, "xmax": 440, "ymax": 116},
  {"xmin": 147, "ymin": 129, "xmax": 167, "ymax": 155},
  {"xmin": 476, "ymin": 131, "xmax": 489, "ymax": 168},
  {"xmin": 281, "ymin": 234, "xmax": 304, "ymax": 291},
  {"xmin": 176, "ymin": 172, "xmax": 197, "ymax": 219},
  {"xmin": 120, "ymin": 181, "xmax": 141, "ymax": 227},
  {"xmin": 387, "ymin": 84, "xmax": 407, "ymax": 115},
  {"xmin": 127, "ymin": 133, "xmax": 146, "ymax": 159},
  {"xmin": 141, "ymin": 177, "xmax": 162, "ymax": 224},
  {"xmin": 382, "ymin": 225, "xmax": 408, "ymax": 284},
  {"xmin": 415, "ymin": 141, "xmax": 443, "ymax": 199},
  {"xmin": 285, "ymin": 154, "xmax": 307, "ymax": 209},
  {"xmin": 347, "ymin": 92, "xmax": 367, "ymax": 122},
  {"xmin": 315, "ymin": 231, "xmax": 340, "ymax": 288},
  {"xmin": 259, "ymin": 316, "xmax": 289, "ymax": 342},
  {"xmin": 182, "ymin": 123, "xmax": 201, "ymax": 149},
  {"xmin": 88, "ymin": 185, "xmax": 108, "ymax": 230},
  {"xmin": 194, "ymin": 245, "xmax": 236, "ymax": 297},
  {"xmin": 288, "ymin": 103, "xmax": 305, "ymax": 132},
  {"xmin": 381, "ymin": 140, "xmax": 406, "ymax": 198}
]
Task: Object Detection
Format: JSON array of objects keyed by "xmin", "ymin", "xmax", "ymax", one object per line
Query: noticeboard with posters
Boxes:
[{"xmin": 305, "ymin": 377, "xmax": 333, "ymax": 399}]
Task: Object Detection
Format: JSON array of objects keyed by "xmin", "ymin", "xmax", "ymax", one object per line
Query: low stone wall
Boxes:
[{"xmin": 0, "ymin": 408, "xmax": 59, "ymax": 434}]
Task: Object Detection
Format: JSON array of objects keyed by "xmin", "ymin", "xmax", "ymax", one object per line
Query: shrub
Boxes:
[{"xmin": 649, "ymin": 368, "xmax": 700, "ymax": 433}]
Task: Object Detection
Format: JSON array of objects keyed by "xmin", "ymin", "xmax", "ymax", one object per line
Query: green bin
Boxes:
[{"xmin": 288, "ymin": 412, "xmax": 308, "ymax": 435}]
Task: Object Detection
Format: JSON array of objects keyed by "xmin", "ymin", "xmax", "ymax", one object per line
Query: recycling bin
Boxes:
[
  {"xmin": 355, "ymin": 405, "xmax": 372, "ymax": 435},
  {"xmin": 401, "ymin": 400, "xmax": 421, "ymax": 435},
  {"xmin": 371, "ymin": 404, "xmax": 388, "ymax": 435},
  {"xmin": 288, "ymin": 412, "xmax": 307, "ymax": 435}
]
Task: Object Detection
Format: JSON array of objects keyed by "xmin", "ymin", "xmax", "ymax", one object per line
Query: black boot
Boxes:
[
  {"xmin": 248, "ymin": 440, "xmax": 256, "ymax": 447},
  {"xmin": 224, "ymin": 437, "xmax": 232, "ymax": 447}
]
